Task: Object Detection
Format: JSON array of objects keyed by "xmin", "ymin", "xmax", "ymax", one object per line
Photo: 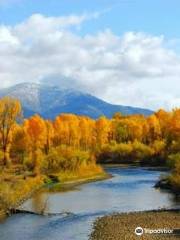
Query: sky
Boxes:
[{"xmin": 0, "ymin": 0, "xmax": 180, "ymax": 110}]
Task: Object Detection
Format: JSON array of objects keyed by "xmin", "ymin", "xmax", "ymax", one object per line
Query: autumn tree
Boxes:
[
  {"xmin": 147, "ymin": 115, "xmax": 161, "ymax": 143},
  {"xmin": 168, "ymin": 109, "xmax": 180, "ymax": 142},
  {"xmin": 44, "ymin": 120, "xmax": 54, "ymax": 155},
  {"xmin": 95, "ymin": 116, "xmax": 110, "ymax": 148},
  {"xmin": 114, "ymin": 119, "xmax": 129, "ymax": 143},
  {"xmin": 0, "ymin": 97, "xmax": 22, "ymax": 166},
  {"xmin": 155, "ymin": 109, "xmax": 171, "ymax": 141},
  {"xmin": 54, "ymin": 115, "xmax": 70, "ymax": 146},
  {"xmin": 10, "ymin": 124, "xmax": 27, "ymax": 164},
  {"xmin": 79, "ymin": 117, "xmax": 95, "ymax": 150},
  {"xmin": 24, "ymin": 115, "xmax": 46, "ymax": 175}
]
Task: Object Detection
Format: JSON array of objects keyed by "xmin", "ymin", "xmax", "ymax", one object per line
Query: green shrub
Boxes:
[{"xmin": 167, "ymin": 153, "xmax": 180, "ymax": 168}]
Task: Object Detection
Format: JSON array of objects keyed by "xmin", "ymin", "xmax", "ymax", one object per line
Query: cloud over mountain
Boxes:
[{"xmin": 0, "ymin": 13, "xmax": 180, "ymax": 110}]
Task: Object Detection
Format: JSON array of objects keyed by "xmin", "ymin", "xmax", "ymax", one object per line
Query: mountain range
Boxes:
[{"xmin": 0, "ymin": 83, "xmax": 153, "ymax": 119}]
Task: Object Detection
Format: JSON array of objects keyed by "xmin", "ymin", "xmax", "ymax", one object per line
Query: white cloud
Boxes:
[
  {"xmin": 0, "ymin": 14, "xmax": 180, "ymax": 110},
  {"xmin": 0, "ymin": 26, "xmax": 19, "ymax": 45},
  {"xmin": 14, "ymin": 12, "xmax": 99, "ymax": 37}
]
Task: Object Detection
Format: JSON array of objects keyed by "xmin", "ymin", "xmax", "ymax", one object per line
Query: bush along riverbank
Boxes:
[
  {"xmin": 154, "ymin": 153, "xmax": 180, "ymax": 195},
  {"xmin": 0, "ymin": 171, "xmax": 44, "ymax": 217},
  {"xmin": 90, "ymin": 209, "xmax": 180, "ymax": 240},
  {"xmin": 155, "ymin": 175, "xmax": 180, "ymax": 195},
  {"xmin": 43, "ymin": 163, "xmax": 109, "ymax": 193}
]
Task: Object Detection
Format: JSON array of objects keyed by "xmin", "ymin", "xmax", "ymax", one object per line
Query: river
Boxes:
[{"xmin": 0, "ymin": 166, "xmax": 179, "ymax": 240}]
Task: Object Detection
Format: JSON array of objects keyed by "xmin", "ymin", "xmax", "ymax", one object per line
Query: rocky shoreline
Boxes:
[{"xmin": 90, "ymin": 209, "xmax": 180, "ymax": 240}]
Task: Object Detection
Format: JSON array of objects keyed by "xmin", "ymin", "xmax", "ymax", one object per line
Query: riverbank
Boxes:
[
  {"xmin": 90, "ymin": 209, "xmax": 180, "ymax": 240},
  {"xmin": 103, "ymin": 163, "xmax": 179, "ymax": 195},
  {"xmin": 0, "ymin": 164, "xmax": 107, "ymax": 216},
  {"xmin": 155, "ymin": 178, "xmax": 180, "ymax": 195},
  {"xmin": 48, "ymin": 172, "xmax": 110, "ymax": 192},
  {"xmin": 36, "ymin": 170, "xmax": 110, "ymax": 193}
]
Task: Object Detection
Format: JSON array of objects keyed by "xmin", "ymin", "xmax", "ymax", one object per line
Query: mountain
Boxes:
[{"xmin": 0, "ymin": 83, "xmax": 153, "ymax": 119}]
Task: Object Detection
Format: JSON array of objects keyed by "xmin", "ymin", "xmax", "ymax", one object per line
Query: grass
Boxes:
[
  {"xmin": 57, "ymin": 164, "xmax": 105, "ymax": 182},
  {"xmin": 45, "ymin": 164, "xmax": 109, "ymax": 192}
]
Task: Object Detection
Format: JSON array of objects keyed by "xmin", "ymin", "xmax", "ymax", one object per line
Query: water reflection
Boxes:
[{"xmin": 31, "ymin": 193, "xmax": 50, "ymax": 214}]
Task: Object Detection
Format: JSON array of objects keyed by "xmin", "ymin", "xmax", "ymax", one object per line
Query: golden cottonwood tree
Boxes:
[
  {"xmin": 147, "ymin": 115, "xmax": 161, "ymax": 143},
  {"xmin": 95, "ymin": 116, "xmax": 110, "ymax": 148},
  {"xmin": 44, "ymin": 120, "xmax": 54, "ymax": 155},
  {"xmin": 0, "ymin": 97, "xmax": 22, "ymax": 166},
  {"xmin": 24, "ymin": 115, "xmax": 46, "ymax": 175}
]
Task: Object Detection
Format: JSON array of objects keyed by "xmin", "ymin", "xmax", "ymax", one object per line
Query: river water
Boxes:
[{"xmin": 0, "ymin": 167, "xmax": 179, "ymax": 240}]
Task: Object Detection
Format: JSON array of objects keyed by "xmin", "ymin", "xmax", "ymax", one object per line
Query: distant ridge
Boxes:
[{"xmin": 0, "ymin": 83, "xmax": 153, "ymax": 119}]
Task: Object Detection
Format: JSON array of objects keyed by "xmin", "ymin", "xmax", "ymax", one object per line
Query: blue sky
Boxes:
[
  {"xmin": 0, "ymin": 0, "xmax": 179, "ymax": 38},
  {"xmin": 0, "ymin": 0, "xmax": 180, "ymax": 110}
]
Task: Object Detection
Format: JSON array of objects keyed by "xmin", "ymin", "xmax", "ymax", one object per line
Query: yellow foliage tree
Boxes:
[
  {"xmin": 24, "ymin": 115, "xmax": 46, "ymax": 175},
  {"xmin": 0, "ymin": 97, "xmax": 22, "ymax": 166}
]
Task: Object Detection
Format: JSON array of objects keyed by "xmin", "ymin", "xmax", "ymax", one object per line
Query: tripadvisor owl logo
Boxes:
[{"xmin": 135, "ymin": 227, "xmax": 144, "ymax": 236}]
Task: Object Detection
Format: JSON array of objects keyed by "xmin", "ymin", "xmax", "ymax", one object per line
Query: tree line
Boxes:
[{"xmin": 0, "ymin": 97, "xmax": 179, "ymax": 185}]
